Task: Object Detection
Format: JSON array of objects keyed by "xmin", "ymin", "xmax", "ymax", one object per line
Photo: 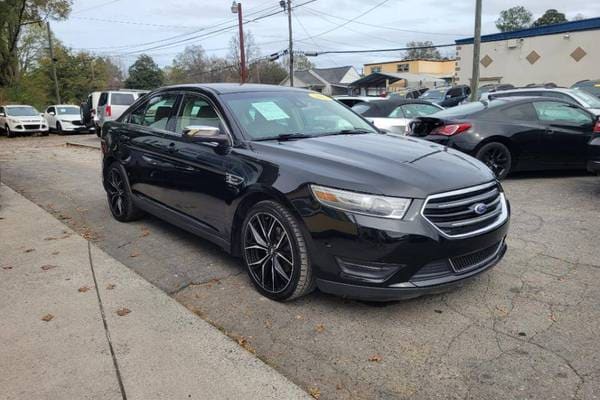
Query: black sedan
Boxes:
[
  {"xmin": 101, "ymin": 84, "xmax": 509, "ymax": 302},
  {"xmin": 408, "ymin": 97, "xmax": 599, "ymax": 179}
]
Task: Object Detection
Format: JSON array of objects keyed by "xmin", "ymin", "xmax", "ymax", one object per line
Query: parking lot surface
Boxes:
[{"xmin": 1, "ymin": 134, "xmax": 599, "ymax": 400}]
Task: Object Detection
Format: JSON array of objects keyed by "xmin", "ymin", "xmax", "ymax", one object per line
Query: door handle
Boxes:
[
  {"xmin": 167, "ymin": 142, "xmax": 177, "ymax": 153},
  {"xmin": 546, "ymin": 129, "xmax": 555, "ymax": 135}
]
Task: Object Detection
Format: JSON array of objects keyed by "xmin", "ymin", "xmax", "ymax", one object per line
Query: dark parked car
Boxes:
[
  {"xmin": 101, "ymin": 84, "xmax": 509, "ymax": 302},
  {"xmin": 588, "ymin": 122, "xmax": 600, "ymax": 175},
  {"xmin": 478, "ymin": 83, "xmax": 515, "ymax": 100},
  {"xmin": 408, "ymin": 97, "xmax": 599, "ymax": 179},
  {"xmin": 390, "ymin": 88, "xmax": 429, "ymax": 99},
  {"xmin": 419, "ymin": 85, "xmax": 471, "ymax": 108}
]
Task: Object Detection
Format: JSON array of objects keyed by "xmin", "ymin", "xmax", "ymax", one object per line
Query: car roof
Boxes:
[
  {"xmin": 357, "ymin": 98, "xmax": 440, "ymax": 117},
  {"xmin": 496, "ymin": 87, "xmax": 573, "ymax": 94},
  {"xmin": 4, "ymin": 104, "xmax": 35, "ymax": 107},
  {"xmin": 49, "ymin": 104, "xmax": 79, "ymax": 107},
  {"xmin": 160, "ymin": 83, "xmax": 311, "ymax": 95}
]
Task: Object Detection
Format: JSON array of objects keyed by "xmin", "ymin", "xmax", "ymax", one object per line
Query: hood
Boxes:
[
  {"xmin": 57, "ymin": 114, "xmax": 81, "ymax": 122},
  {"xmin": 251, "ymin": 134, "xmax": 495, "ymax": 199}
]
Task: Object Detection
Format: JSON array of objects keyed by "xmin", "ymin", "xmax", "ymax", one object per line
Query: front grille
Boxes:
[
  {"xmin": 422, "ymin": 182, "xmax": 506, "ymax": 237},
  {"xmin": 411, "ymin": 260, "xmax": 452, "ymax": 281},
  {"xmin": 71, "ymin": 120, "xmax": 83, "ymax": 126},
  {"xmin": 450, "ymin": 241, "xmax": 503, "ymax": 273},
  {"xmin": 24, "ymin": 124, "xmax": 40, "ymax": 129}
]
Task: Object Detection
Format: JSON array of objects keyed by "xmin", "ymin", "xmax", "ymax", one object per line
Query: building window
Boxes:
[
  {"xmin": 371, "ymin": 66, "xmax": 382, "ymax": 73},
  {"xmin": 397, "ymin": 63, "xmax": 409, "ymax": 72}
]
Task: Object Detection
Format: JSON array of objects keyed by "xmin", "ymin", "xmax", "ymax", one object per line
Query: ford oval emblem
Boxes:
[{"xmin": 473, "ymin": 203, "xmax": 488, "ymax": 215}]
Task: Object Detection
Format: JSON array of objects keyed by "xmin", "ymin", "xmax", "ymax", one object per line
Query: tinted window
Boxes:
[
  {"xmin": 421, "ymin": 89, "xmax": 445, "ymax": 100},
  {"xmin": 351, "ymin": 102, "xmax": 371, "ymax": 115},
  {"xmin": 447, "ymin": 88, "xmax": 463, "ymax": 98},
  {"xmin": 501, "ymin": 103, "xmax": 538, "ymax": 121},
  {"xmin": 533, "ymin": 101, "xmax": 593, "ymax": 125},
  {"xmin": 98, "ymin": 92, "xmax": 108, "ymax": 106},
  {"xmin": 541, "ymin": 92, "xmax": 574, "ymax": 102},
  {"xmin": 175, "ymin": 94, "xmax": 224, "ymax": 134},
  {"xmin": 0, "ymin": 107, "xmax": 4, "ymax": 114},
  {"xmin": 129, "ymin": 93, "xmax": 178, "ymax": 130},
  {"xmin": 47, "ymin": 107, "xmax": 56, "ymax": 113},
  {"xmin": 432, "ymin": 101, "xmax": 490, "ymax": 118},
  {"xmin": 395, "ymin": 104, "xmax": 440, "ymax": 118},
  {"xmin": 570, "ymin": 88, "xmax": 600, "ymax": 108},
  {"xmin": 110, "ymin": 93, "xmax": 136, "ymax": 106},
  {"xmin": 223, "ymin": 91, "xmax": 376, "ymax": 140}
]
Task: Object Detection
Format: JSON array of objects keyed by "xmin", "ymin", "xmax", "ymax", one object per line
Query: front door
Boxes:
[{"xmin": 533, "ymin": 101, "xmax": 595, "ymax": 168}]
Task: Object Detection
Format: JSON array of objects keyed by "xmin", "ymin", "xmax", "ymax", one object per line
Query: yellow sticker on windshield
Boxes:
[
  {"xmin": 309, "ymin": 92, "xmax": 332, "ymax": 101},
  {"xmin": 595, "ymin": 84, "xmax": 600, "ymax": 87}
]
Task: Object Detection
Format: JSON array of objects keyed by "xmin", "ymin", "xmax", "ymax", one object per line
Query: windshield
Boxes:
[
  {"xmin": 570, "ymin": 88, "xmax": 600, "ymax": 108},
  {"xmin": 420, "ymin": 89, "xmax": 445, "ymax": 100},
  {"xmin": 6, "ymin": 106, "xmax": 39, "ymax": 117},
  {"xmin": 222, "ymin": 91, "xmax": 377, "ymax": 140},
  {"xmin": 57, "ymin": 106, "xmax": 80, "ymax": 115}
]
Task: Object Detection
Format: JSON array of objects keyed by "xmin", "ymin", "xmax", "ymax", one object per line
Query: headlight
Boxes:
[
  {"xmin": 8, "ymin": 118, "xmax": 18, "ymax": 124},
  {"xmin": 311, "ymin": 184, "xmax": 412, "ymax": 219}
]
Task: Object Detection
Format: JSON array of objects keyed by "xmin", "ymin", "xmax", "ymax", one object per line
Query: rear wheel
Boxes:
[
  {"xmin": 476, "ymin": 142, "xmax": 512, "ymax": 180},
  {"xmin": 105, "ymin": 162, "xmax": 144, "ymax": 222},
  {"xmin": 241, "ymin": 201, "xmax": 315, "ymax": 301}
]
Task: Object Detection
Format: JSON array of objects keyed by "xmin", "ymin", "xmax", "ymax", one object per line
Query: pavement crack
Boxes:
[{"xmin": 87, "ymin": 242, "xmax": 128, "ymax": 400}]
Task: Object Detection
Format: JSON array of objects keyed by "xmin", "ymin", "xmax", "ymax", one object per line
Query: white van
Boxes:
[{"xmin": 97, "ymin": 90, "xmax": 148, "ymax": 128}]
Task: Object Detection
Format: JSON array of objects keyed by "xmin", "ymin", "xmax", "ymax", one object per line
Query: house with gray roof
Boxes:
[{"xmin": 280, "ymin": 66, "xmax": 360, "ymax": 96}]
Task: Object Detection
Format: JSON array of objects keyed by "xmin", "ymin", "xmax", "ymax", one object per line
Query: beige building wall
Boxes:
[
  {"xmin": 455, "ymin": 29, "xmax": 599, "ymax": 87},
  {"xmin": 364, "ymin": 60, "xmax": 455, "ymax": 76}
]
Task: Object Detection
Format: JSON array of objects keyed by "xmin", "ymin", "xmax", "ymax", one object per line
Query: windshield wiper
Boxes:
[
  {"xmin": 254, "ymin": 133, "xmax": 312, "ymax": 142},
  {"xmin": 320, "ymin": 128, "xmax": 373, "ymax": 136}
]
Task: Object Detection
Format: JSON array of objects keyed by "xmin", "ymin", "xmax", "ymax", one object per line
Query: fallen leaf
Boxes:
[
  {"xmin": 295, "ymin": 314, "xmax": 304, "ymax": 320},
  {"xmin": 116, "ymin": 308, "xmax": 131, "ymax": 316},
  {"xmin": 41, "ymin": 264, "xmax": 58, "ymax": 271},
  {"xmin": 51, "ymin": 251, "xmax": 60, "ymax": 255},
  {"xmin": 24, "ymin": 248, "xmax": 35, "ymax": 253},
  {"xmin": 315, "ymin": 324, "xmax": 325, "ymax": 333},
  {"xmin": 106, "ymin": 283, "xmax": 116, "ymax": 290},
  {"xmin": 236, "ymin": 336, "xmax": 256, "ymax": 354},
  {"xmin": 129, "ymin": 251, "xmax": 140, "ymax": 258},
  {"xmin": 550, "ymin": 313, "xmax": 558, "ymax": 322},
  {"xmin": 495, "ymin": 305, "xmax": 509, "ymax": 316},
  {"xmin": 368, "ymin": 354, "xmax": 383, "ymax": 362},
  {"xmin": 76, "ymin": 207, "xmax": 88, "ymax": 213},
  {"xmin": 140, "ymin": 227, "xmax": 151, "ymax": 237},
  {"xmin": 41, "ymin": 314, "xmax": 54, "ymax": 322},
  {"xmin": 309, "ymin": 387, "xmax": 321, "ymax": 399},
  {"xmin": 78, "ymin": 286, "xmax": 91, "ymax": 293},
  {"xmin": 2, "ymin": 266, "xmax": 13, "ymax": 270},
  {"xmin": 264, "ymin": 319, "xmax": 272, "ymax": 329}
]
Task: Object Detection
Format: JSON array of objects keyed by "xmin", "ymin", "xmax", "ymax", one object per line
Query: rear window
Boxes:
[
  {"xmin": 111, "ymin": 93, "xmax": 136, "ymax": 106},
  {"xmin": 432, "ymin": 101, "xmax": 492, "ymax": 118},
  {"xmin": 351, "ymin": 102, "xmax": 371, "ymax": 115}
]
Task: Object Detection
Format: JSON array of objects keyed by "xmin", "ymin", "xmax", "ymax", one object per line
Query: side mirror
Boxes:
[
  {"xmin": 0, "ymin": 113, "xmax": 5, "ymax": 117},
  {"xmin": 182, "ymin": 125, "xmax": 229, "ymax": 146},
  {"xmin": 49, "ymin": 111, "xmax": 55, "ymax": 116}
]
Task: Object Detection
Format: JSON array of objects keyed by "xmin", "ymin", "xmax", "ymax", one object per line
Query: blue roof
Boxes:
[{"xmin": 456, "ymin": 17, "xmax": 600, "ymax": 45}]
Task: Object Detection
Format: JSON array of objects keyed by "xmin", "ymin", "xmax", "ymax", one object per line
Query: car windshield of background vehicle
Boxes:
[
  {"xmin": 6, "ymin": 106, "xmax": 39, "ymax": 116},
  {"xmin": 351, "ymin": 102, "xmax": 371, "ymax": 114},
  {"xmin": 58, "ymin": 106, "xmax": 80, "ymax": 115},
  {"xmin": 111, "ymin": 93, "xmax": 136, "ymax": 106},
  {"xmin": 570, "ymin": 88, "xmax": 600, "ymax": 108},
  {"xmin": 391, "ymin": 104, "xmax": 441, "ymax": 118},
  {"xmin": 223, "ymin": 91, "xmax": 377, "ymax": 140},
  {"xmin": 430, "ymin": 101, "xmax": 492, "ymax": 118},
  {"xmin": 420, "ymin": 89, "xmax": 446, "ymax": 100}
]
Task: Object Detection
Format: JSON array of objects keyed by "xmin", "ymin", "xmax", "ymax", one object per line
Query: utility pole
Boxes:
[
  {"xmin": 46, "ymin": 21, "xmax": 61, "ymax": 104},
  {"xmin": 469, "ymin": 0, "xmax": 482, "ymax": 101},
  {"xmin": 231, "ymin": 2, "xmax": 246, "ymax": 83},
  {"xmin": 281, "ymin": 0, "xmax": 294, "ymax": 87}
]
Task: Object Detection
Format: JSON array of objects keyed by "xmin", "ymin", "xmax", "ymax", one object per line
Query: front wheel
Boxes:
[
  {"xmin": 105, "ymin": 162, "xmax": 144, "ymax": 222},
  {"xmin": 6, "ymin": 125, "xmax": 14, "ymax": 138},
  {"xmin": 476, "ymin": 142, "xmax": 512, "ymax": 180},
  {"xmin": 241, "ymin": 201, "xmax": 315, "ymax": 301}
]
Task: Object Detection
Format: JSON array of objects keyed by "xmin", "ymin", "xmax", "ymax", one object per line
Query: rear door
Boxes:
[
  {"xmin": 533, "ymin": 101, "xmax": 595, "ymax": 167},
  {"xmin": 108, "ymin": 92, "xmax": 136, "ymax": 122},
  {"xmin": 97, "ymin": 92, "xmax": 108, "ymax": 126}
]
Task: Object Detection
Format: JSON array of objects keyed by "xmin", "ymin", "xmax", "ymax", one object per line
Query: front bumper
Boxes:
[
  {"xmin": 295, "ymin": 184, "xmax": 510, "ymax": 301},
  {"xmin": 10, "ymin": 124, "xmax": 48, "ymax": 133},
  {"xmin": 587, "ymin": 160, "xmax": 600, "ymax": 174},
  {"xmin": 60, "ymin": 123, "xmax": 91, "ymax": 132}
]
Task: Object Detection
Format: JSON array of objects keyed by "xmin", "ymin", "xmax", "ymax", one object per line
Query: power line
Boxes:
[
  {"xmin": 292, "ymin": 11, "xmax": 339, "ymax": 66},
  {"xmin": 70, "ymin": 16, "xmax": 199, "ymax": 29},
  {"xmin": 305, "ymin": 6, "xmax": 469, "ymax": 37},
  {"xmin": 72, "ymin": 0, "xmax": 124, "ymax": 15},
  {"xmin": 309, "ymin": 0, "xmax": 390, "ymax": 39},
  {"xmin": 304, "ymin": 42, "xmax": 456, "ymax": 55}
]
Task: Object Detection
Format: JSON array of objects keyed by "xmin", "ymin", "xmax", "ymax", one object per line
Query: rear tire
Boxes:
[
  {"xmin": 105, "ymin": 162, "xmax": 145, "ymax": 222},
  {"xmin": 241, "ymin": 200, "xmax": 315, "ymax": 301},
  {"xmin": 475, "ymin": 142, "xmax": 512, "ymax": 180}
]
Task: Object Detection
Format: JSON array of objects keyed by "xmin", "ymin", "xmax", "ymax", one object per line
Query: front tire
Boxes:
[
  {"xmin": 6, "ymin": 125, "xmax": 14, "ymax": 138},
  {"xmin": 241, "ymin": 201, "xmax": 315, "ymax": 301},
  {"xmin": 105, "ymin": 162, "xmax": 144, "ymax": 222},
  {"xmin": 56, "ymin": 122, "xmax": 64, "ymax": 135},
  {"xmin": 476, "ymin": 142, "xmax": 512, "ymax": 180}
]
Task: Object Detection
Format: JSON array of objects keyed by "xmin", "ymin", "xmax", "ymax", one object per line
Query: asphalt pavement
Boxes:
[{"xmin": 1, "ymin": 134, "xmax": 599, "ymax": 400}]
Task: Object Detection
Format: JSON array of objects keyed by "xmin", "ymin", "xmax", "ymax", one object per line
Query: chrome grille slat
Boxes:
[{"xmin": 421, "ymin": 182, "xmax": 508, "ymax": 238}]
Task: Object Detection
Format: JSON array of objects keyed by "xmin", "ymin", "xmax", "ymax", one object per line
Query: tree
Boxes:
[
  {"xmin": 532, "ymin": 9, "xmax": 568, "ymax": 27},
  {"xmin": 168, "ymin": 45, "xmax": 210, "ymax": 83},
  {"xmin": 282, "ymin": 53, "xmax": 314, "ymax": 71},
  {"xmin": 250, "ymin": 60, "xmax": 288, "ymax": 84},
  {"xmin": 404, "ymin": 41, "xmax": 441, "ymax": 60},
  {"xmin": 124, "ymin": 54, "xmax": 164, "ymax": 90},
  {"xmin": 0, "ymin": 0, "xmax": 71, "ymax": 86},
  {"xmin": 495, "ymin": 6, "xmax": 532, "ymax": 32},
  {"xmin": 17, "ymin": 23, "xmax": 46, "ymax": 78},
  {"xmin": 228, "ymin": 31, "xmax": 260, "ymax": 79}
]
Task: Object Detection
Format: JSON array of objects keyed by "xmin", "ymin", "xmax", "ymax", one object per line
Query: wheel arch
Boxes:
[{"xmin": 474, "ymin": 135, "xmax": 518, "ymax": 162}]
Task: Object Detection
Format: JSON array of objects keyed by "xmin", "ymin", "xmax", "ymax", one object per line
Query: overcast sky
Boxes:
[{"xmin": 53, "ymin": 0, "xmax": 600, "ymax": 72}]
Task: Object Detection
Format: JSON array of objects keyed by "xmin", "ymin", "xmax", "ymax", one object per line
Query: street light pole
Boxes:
[
  {"xmin": 231, "ymin": 1, "xmax": 246, "ymax": 84},
  {"xmin": 469, "ymin": 0, "xmax": 482, "ymax": 101},
  {"xmin": 46, "ymin": 21, "xmax": 61, "ymax": 104},
  {"xmin": 281, "ymin": 0, "xmax": 294, "ymax": 87}
]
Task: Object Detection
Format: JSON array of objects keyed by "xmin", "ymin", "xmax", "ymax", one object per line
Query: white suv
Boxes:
[
  {"xmin": 97, "ymin": 90, "xmax": 147, "ymax": 129},
  {"xmin": 0, "ymin": 105, "xmax": 48, "ymax": 137},
  {"xmin": 44, "ymin": 104, "xmax": 89, "ymax": 134}
]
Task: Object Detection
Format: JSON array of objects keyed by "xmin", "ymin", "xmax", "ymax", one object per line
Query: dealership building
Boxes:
[{"xmin": 455, "ymin": 17, "xmax": 600, "ymax": 87}]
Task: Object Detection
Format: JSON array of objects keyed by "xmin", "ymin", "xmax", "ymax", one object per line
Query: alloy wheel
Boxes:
[
  {"xmin": 106, "ymin": 168, "xmax": 127, "ymax": 218},
  {"xmin": 481, "ymin": 146, "xmax": 509, "ymax": 178},
  {"xmin": 243, "ymin": 212, "xmax": 294, "ymax": 294}
]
